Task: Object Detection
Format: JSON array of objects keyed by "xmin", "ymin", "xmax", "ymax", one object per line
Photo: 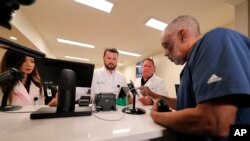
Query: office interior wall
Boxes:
[
  {"xmin": 0, "ymin": 3, "xmax": 238, "ymax": 99},
  {"xmin": 12, "ymin": 8, "xmax": 56, "ymax": 58},
  {"xmin": 123, "ymin": 63, "xmax": 136, "ymax": 83},
  {"xmin": 235, "ymin": 0, "xmax": 249, "ymax": 36},
  {"xmin": 152, "ymin": 52, "xmax": 183, "ymax": 98}
]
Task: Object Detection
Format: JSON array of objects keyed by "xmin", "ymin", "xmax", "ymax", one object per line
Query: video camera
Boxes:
[{"xmin": 0, "ymin": 0, "xmax": 36, "ymax": 29}]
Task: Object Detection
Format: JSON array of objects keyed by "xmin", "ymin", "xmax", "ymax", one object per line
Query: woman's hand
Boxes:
[{"xmin": 48, "ymin": 93, "xmax": 58, "ymax": 106}]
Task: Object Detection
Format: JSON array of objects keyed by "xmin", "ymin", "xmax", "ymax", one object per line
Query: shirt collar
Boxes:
[
  {"xmin": 102, "ymin": 66, "xmax": 115, "ymax": 74},
  {"xmin": 141, "ymin": 74, "xmax": 154, "ymax": 86}
]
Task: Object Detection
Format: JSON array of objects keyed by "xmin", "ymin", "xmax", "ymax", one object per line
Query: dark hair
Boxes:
[
  {"xmin": 0, "ymin": 51, "xmax": 42, "ymax": 103},
  {"xmin": 103, "ymin": 48, "xmax": 119, "ymax": 57},
  {"xmin": 143, "ymin": 58, "xmax": 155, "ymax": 68}
]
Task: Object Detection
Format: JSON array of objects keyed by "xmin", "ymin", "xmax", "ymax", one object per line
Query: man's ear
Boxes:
[{"xmin": 178, "ymin": 29, "xmax": 187, "ymax": 42}]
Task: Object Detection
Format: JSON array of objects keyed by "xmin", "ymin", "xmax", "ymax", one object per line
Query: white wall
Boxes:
[
  {"xmin": 123, "ymin": 63, "xmax": 136, "ymax": 83},
  {"xmin": 153, "ymin": 52, "xmax": 184, "ymax": 98},
  {"xmin": 234, "ymin": 0, "xmax": 249, "ymax": 36},
  {"xmin": 12, "ymin": 9, "xmax": 56, "ymax": 58}
]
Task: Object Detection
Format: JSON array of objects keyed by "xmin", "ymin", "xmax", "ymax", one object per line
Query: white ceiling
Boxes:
[{"xmin": 0, "ymin": 0, "xmax": 235, "ymax": 69}]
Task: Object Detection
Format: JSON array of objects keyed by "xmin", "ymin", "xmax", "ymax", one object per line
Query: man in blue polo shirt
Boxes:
[{"xmin": 150, "ymin": 15, "xmax": 250, "ymax": 141}]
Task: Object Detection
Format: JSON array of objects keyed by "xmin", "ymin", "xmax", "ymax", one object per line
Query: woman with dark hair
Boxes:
[{"xmin": 0, "ymin": 50, "xmax": 44, "ymax": 105}]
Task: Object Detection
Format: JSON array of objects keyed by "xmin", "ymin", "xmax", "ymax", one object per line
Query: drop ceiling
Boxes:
[{"xmin": 0, "ymin": 0, "xmax": 235, "ymax": 69}]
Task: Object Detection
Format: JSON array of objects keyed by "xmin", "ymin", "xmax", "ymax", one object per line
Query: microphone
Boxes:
[
  {"xmin": 33, "ymin": 97, "xmax": 38, "ymax": 105},
  {"xmin": 0, "ymin": 68, "xmax": 23, "ymax": 111},
  {"xmin": 57, "ymin": 69, "xmax": 76, "ymax": 113},
  {"xmin": 0, "ymin": 68, "xmax": 23, "ymax": 82}
]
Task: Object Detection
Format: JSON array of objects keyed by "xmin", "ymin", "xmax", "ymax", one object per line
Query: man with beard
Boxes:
[{"xmin": 91, "ymin": 48, "xmax": 127, "ymax": 101}]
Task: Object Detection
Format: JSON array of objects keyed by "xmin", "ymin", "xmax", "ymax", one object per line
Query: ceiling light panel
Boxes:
[
  {"xmin": 9, "ymin": 36, "xmax": 17, "ymax": 40},
  {"xmin": 118, "ymin": 50, "xmax": 141, "ymax": 57},
  {"xmin": 145, "ymin": 18, "xmax": 168, "ymax": 31},
  {"xmin": 57, "ymin": 38, "xmax": 95, "ymax": 48},
  {"xmin": 74, "ymin": 0, "xmax": 113, "ymax": 13},
  {"xmin": 65, "ymin": 56, "xmax": 90, "ymax": 62},
  {"xmin": 117, "ymin": 63, "xmax": 123, "ymax": 66}
]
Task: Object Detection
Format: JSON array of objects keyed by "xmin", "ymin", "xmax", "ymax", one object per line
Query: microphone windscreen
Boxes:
[
  {"xmin": 57, "ymin": 69, "xmax": 76, "ymax": 112},
  {"xmin": 10, "ymin": 68, "xmax": 24, "ymax": 80},
  {"xmin": 58, "ymin": 69, "xmax": 76, "ymax": 90}
]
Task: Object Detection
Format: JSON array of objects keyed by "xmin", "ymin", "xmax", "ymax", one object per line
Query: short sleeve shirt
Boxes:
[{"xmin": 177, "ymin": 28, "xmax": 250, "ymax": 141}]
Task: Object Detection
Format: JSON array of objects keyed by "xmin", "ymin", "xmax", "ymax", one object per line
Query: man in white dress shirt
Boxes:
[
  {"xmin": 91, "ymin": 48, "xmax": 127, "ymax": 100},
  {"xmin": 134, "ymin": 58, "xmax": 168, "ymax": 105}
]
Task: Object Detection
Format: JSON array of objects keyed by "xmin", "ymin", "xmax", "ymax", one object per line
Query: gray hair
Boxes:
[{"xmin": 166, "ymin": 15, "xmax": 201, "ymax": 37}]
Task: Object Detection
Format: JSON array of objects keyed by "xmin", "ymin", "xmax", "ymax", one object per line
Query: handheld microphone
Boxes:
[{"xmin": 57, "ymin": 69, "xmax": 76, "ymax": 113}]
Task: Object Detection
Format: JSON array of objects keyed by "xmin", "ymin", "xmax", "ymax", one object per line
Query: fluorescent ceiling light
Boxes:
[
  {"xmin": 117, "ymin": 63, "xmax": 123, "ymax": 66},
  {"xmin": 57, "ymin": 38, "xmax": 95, "ymax": 48},
  {"xmin": 9, "ymin": 36, "xmax": 17, "ymax": 40},
  {"xmin": 65, "ymin": 56, "xmax": 90, "ymax": 62},
  {"xmin": 118, "ymin": 50, "xmax": 141, "ymax": 57},
  {"xmin": 74, "ymin": 0, "xmax": 113, "ymax": 13},
  {"xmin": 145, "ymin": 18, "xmax": 168, "ymax": 31}
]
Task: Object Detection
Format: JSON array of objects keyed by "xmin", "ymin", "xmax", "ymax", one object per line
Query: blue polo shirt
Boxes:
[{"xmin": 177, "ymin": 27, "xmax": 250, "ymax": 141}]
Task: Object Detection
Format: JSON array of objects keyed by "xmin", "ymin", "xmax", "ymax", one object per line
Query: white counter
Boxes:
[{"xmin": 0, "ymin": 104, "xmax": 175, "ymax": 141}]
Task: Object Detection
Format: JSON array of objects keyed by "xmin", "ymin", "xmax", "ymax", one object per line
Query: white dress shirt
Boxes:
[
  {"xmin": 91, "ymin": 67, "xmax": 127, "ymax": 100},
  {"xmin": 134, "ymin": 74, "xmax": 168, "ymax": 97}
]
